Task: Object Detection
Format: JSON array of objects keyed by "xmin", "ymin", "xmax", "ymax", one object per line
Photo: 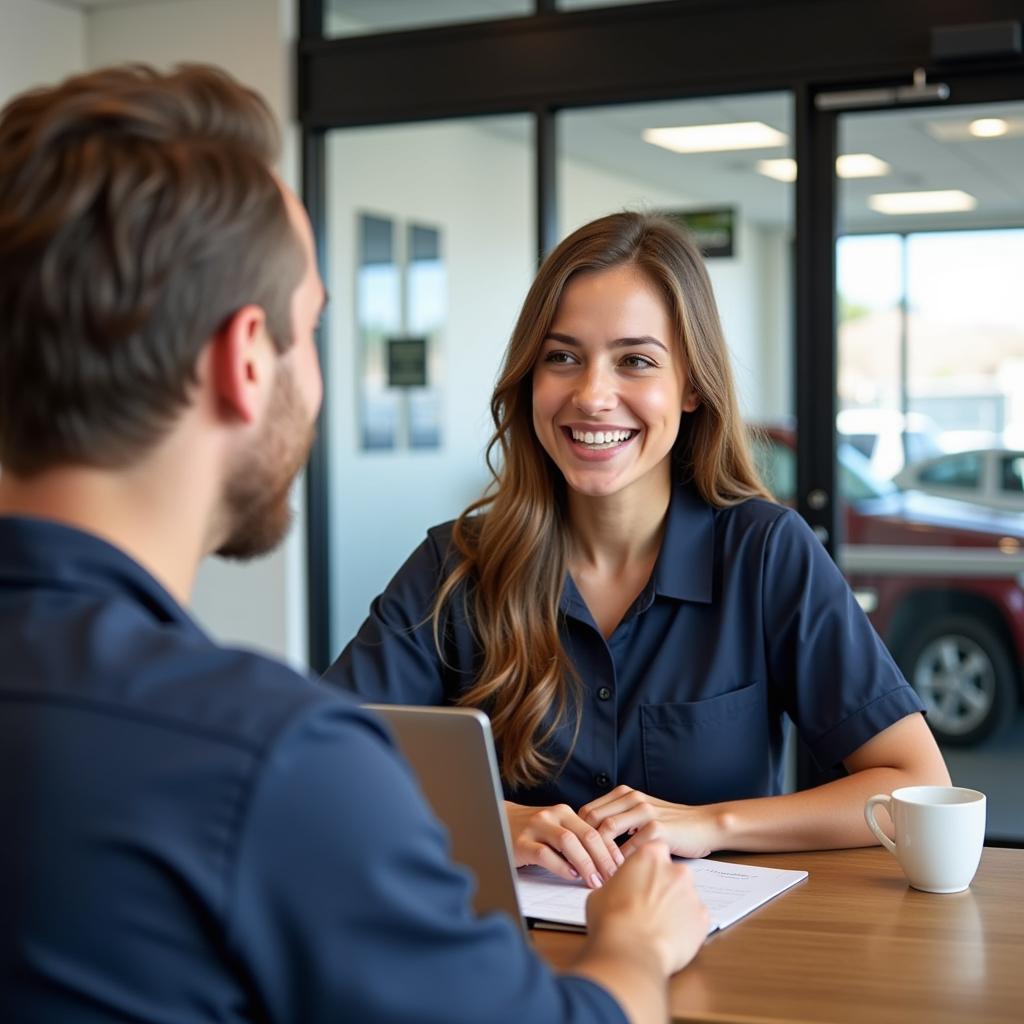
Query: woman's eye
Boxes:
[
  {"xmin": 621, "ymin": 354, "xmax": 655, "ymax": 369},
  {"xmin": 543, "ymin": 350, "xmax": 576, "ymax": 365}
]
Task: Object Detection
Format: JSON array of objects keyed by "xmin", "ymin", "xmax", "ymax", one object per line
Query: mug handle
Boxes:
[{"xmin": 864, "ymin": 794, "xmax": 897, "ymax": 854}]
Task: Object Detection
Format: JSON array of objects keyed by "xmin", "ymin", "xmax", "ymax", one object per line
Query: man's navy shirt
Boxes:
[
  {"xmin": 0, "ymin": 517, "xmax": 624, "ymax": 1024},
  {"xmin": 326, "ymin": 483, "xmax": 925, "ymax": 808}
]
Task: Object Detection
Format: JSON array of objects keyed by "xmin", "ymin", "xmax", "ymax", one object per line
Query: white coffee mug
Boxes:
[{"xmin": 865, "ymin": 786, "xmax": 986, "ymax": 893}]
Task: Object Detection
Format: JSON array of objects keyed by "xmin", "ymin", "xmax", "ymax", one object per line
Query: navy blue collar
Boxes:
[
  {"xmin": 650, "ymin": 481, "xmax": 715, "ymax": 604},
  {"xmin": 0, "ymin": 515, "xmax": 204, "ymax": 635}
]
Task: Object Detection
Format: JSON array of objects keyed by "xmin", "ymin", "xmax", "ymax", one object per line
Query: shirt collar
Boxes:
[
  {"xmin": 0, "ymin": 515, "xmax": 205, "ymax": 635},
  {"xmin": 651, "ymin": 480, "xmax": 715, "ymax": 603},
  {"xmin": 557, "ymin": 479, "xmax": 715, "ymax": 618}
]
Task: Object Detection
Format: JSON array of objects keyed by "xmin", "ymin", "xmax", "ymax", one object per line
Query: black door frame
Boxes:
[
  {"xmin": 794, "ymin": 67, "xmax": 1024, "ymax": 800},
  {"xmin": 298, "ymin": 0, "xmax": 1024, "ymax": 673}
]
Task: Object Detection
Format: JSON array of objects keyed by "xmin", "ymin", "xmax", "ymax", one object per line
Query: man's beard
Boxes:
[{"xmin": 217, "ymin": 364, "xmax": 315, "ymax": 561}]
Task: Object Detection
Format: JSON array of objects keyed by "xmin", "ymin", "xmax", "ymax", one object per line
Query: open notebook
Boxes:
[{"xmin": 365, "ymin": 703, "xmax": 807, "ymax": 934}]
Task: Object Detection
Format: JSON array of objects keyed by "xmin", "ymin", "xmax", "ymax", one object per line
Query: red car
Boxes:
[{"xmin": 753, "ymin": 425, "xmax": 1024, "ymax": 746}]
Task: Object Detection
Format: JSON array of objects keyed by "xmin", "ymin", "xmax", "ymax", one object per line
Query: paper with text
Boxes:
[{"xmin": 517, "ymin": 858, "xmax": 807, "ymax": 933}]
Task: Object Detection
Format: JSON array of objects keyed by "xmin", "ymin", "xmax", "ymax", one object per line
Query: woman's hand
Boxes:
[
  {"xmin": 504, "ymin": 800, "xmax": 624, "ymax": 888},
  {"xmin": 579, "ymin": 785, "xmax": 723, "ymax": 860}
]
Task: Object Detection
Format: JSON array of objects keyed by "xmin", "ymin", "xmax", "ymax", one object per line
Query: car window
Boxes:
[
  {"xmin": 1000, "ymin": 453, "xmax": 1024, "ymax": 495},
  {"xmin": 919, "ymin": 452, "xmax": 982, "ymax": 489},
  {"xmin": 837, "ymin": 442, "xmax": 894, "ymax": 500}
]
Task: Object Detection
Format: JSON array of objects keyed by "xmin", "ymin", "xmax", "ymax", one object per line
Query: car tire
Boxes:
[{"xmin": 895, "ymin": 614, "xmax": 1018, "ymax": 746}]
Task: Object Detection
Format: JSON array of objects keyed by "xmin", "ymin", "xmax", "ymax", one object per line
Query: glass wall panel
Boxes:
[
  {"xmin": 836, "ymin": 100, "xmax": 1024, "ymax": 842},
  {"xmin": 325, "ymin": 0, "xmax": 531, "ymax": 37},
  {"xmin": 325, "ymin": 116, "xmax": 533, "ymax": 650}
]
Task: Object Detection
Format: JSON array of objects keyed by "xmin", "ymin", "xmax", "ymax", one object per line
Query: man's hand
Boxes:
[
  {"xmin": 586, "ymin": 841, "xmax": 710, "ymax": 976},
  {"xmin": 505, "ymin": 800, "xmax": 623, "ymax": 887},
  {"xmin": 569, "ymin": 842, "xmax": 709, "ymax": 1022}
]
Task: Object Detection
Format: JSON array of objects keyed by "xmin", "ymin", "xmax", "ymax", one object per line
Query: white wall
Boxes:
[{"xmin": 0, "ymin": 0, "xmax": 85, "ymax": 98}]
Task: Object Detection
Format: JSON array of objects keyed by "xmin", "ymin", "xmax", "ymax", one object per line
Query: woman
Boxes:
[{"xmin": 325, "ymin": 212, "xmax": 949, "ymax": 889}]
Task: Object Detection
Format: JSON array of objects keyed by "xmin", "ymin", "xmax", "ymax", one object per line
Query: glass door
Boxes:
[{"xmin": 830, "ymin": 87, "xmax": 1024, "ymax": 843}]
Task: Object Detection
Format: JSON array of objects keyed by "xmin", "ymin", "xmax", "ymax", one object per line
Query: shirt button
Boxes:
[
  {"xmin": 597, "ymin": 686, "xmax": 612, "ymax": 701},
  {"xmin": 595, "ymin": 772, "xmax": 611, "ymax": 788}
]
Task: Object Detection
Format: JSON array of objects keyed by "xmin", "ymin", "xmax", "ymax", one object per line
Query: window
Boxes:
[
  {"xmin": 1001, "ymin": 454, "xmax": 1024, "ymax": 495},
  {"xmin": 920, "ymin": 452, "xmax": 982, "ymax": 489}
]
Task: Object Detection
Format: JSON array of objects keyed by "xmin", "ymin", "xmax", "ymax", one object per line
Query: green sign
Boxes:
[{"xmin": 663, "ymin": 207, "xmax": 735, "ymax": 258}]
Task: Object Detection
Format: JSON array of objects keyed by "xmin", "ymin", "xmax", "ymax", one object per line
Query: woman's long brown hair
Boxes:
[{"xmin": 434, "ymin": 212, "xmax": 772, "ymax": 789}]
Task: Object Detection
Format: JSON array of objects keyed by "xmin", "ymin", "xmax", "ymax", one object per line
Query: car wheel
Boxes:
[{"xmin": 896, "ymin": 614, "xmax": 1018, "ymax": 746}]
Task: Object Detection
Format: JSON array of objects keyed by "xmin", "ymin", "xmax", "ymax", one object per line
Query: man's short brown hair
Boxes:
[{"xmin": 0, "ymin": 63, "xmax": 305, "ymax": 475}]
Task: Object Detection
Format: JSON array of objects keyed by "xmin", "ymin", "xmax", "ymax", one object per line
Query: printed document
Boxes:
[{"xmin": 517, "ymin": 858, "xmax": 808, "ymax": 933}]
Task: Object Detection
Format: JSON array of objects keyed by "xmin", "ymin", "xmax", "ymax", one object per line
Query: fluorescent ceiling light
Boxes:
[
  {"xmin": 969, "ymin": 117, "xmax": 1009, "ymax": 138},
  {"xmin": 868, "ymin": 190, "xmax": 977, "ymax": 215},
  {"xmin": 756, "ymin": 158, "xmax": 797, "ymax": 181},
  {"xmin": 643, "ymin": 121, "xmax": 787, "ymax": 153},
  {"xmin": 927, "ymin": 118, "xmax": 1024, "ymax": 141},
  {"xmin": 837, "ymin": 153, "xmax": 891, "ymax": 178},
  {"xmin": 756, "ymin": 153, "xmax": 890, "ymax": 183}
]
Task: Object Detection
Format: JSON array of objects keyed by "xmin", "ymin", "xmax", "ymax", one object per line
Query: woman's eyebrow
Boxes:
[{"xmin": 545, "ymin": 331, "xmax": 668, "ymax": 353}]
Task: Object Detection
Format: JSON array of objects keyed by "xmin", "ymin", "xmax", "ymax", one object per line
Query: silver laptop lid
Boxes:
[{"xmin": 364, "ymin": 704, "xmax": 526, "ymax": 935}]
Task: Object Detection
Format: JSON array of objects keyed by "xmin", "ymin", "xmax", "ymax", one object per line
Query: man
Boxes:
[{"xmin": 0, "ymin": 65, "xmax": 708, "ymax": 1023}]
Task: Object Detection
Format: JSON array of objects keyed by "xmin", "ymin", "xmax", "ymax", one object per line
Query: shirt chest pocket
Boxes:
[{"xmin": 640, "ymin": 682, "xmax": 771, "ymax": 805}]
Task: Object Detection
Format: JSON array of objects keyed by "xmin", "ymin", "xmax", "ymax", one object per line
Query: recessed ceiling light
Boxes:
[
  {"xmin": 756, "ymin": 158, "xmax": 797, "ymax": 181},
  {"xmin": 755, "ymin": 153, "xmax": 890, "ymax": 182},
  {"xmin": 927, "ymin": 118, "xmax": 1024, "ymax": 141},
  {"xmin": 868, "ymin": 190, "xmax": 977, "ymax": 215},
  {"xmin": 836, "ymin": 153, "xmax": 891, "ymax": 178},
  {"xmin": 643, "ymin": 121, "xmax": 788, "ymax": 153},
  {"xmin": 969, "ymin": 117, "xmax": 1009, "ymax": 138}
]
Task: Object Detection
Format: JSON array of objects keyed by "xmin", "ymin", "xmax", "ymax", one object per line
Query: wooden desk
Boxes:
[{"xmin": 532, "ymin": 847, "xmax": 1023, "ymax": 1024}]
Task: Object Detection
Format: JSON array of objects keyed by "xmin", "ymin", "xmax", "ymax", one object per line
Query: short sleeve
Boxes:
[
  {"xmin": 227, "ymin": 700, "xmax": 626, "ymax": 1024},
  {"xmin": 762, "ymin": 509, "xmax": 925, "ymax": 769}
]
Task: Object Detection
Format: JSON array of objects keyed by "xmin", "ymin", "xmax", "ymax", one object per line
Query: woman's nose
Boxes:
[{"xmin": 573, "ymin": 366, "xmax": 615, "ymax": 413}]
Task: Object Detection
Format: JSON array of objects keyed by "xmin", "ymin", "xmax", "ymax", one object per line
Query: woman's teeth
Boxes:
[{"xmin": 570, "ymin": 428, "xmax": 634, "ymax": 449}]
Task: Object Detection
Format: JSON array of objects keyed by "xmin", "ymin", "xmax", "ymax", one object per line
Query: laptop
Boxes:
[{"xmin": 364, "ymin": 704, "xmax": 529, "ymax": 936}]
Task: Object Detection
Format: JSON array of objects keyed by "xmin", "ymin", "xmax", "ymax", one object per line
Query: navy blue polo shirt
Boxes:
[
  {"xmin": 327, "ymin": 482, "xmax": 924, "ymax": 809},
  {"xmin": 0, "ymin": 517, "xmax": 624, "ymax": 1024}
]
